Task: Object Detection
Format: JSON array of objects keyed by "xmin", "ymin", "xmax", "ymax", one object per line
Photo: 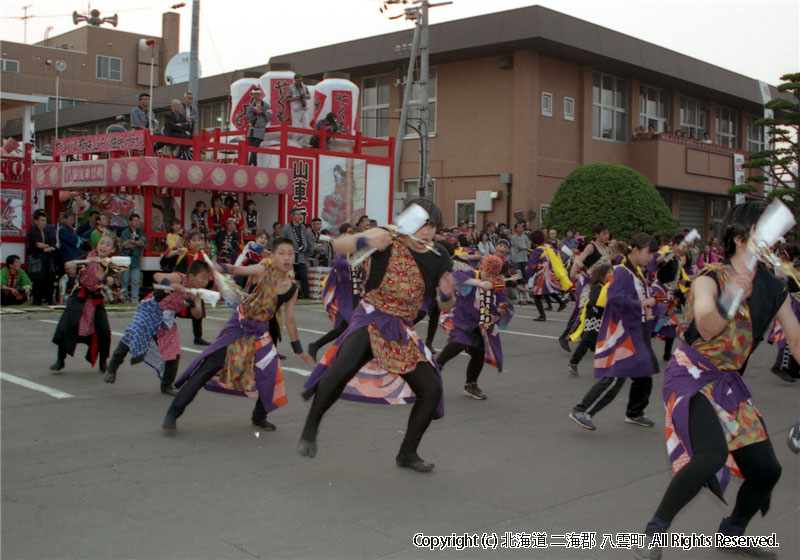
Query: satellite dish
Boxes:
[
  {"xmin": 55, "ymin": 60, "xmax": 67, "ymax": 72},
  {"xmin": 164, "ymin": 52, "xmax": 200, "ymax": 85}
]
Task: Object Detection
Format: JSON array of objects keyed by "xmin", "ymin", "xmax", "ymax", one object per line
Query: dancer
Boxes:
[
  {"xmin": 528, "ymin": 229, "xmax": 570, "ymax": 321},
  {"xmin": 103, "ymin": 260, "xmax": 211, "ymax": 393},
  {"xmin": 160, "ymin": 230, "xmax": 211, "ymax": 345},
  {"xmin": 50, "ymin": 235, "xmax": 116, "ymax": 373},
  {"xmin": 651, "ymin": 234, "xmax": 692, "ymax": 362},
  {"xmin": 566, "ymin": 263, "xmax": 612, "ymax": 376},
  {"xmin": 307, "ymin": 223, "xmax": 364, "ymax": 361},
  {"xmin": 436, "ymin": 254, "xmax": 514, "ymax": 399},
  {"xmin": 298, "ymin": 199, "xmax": 454, "ymax": 472},
  {"xmin": 769, "ymin": 242, "xmax": 800, "ymax": 383},
  {"xmin": 635, "ymin": 203, "xmax": 797, "ymax": 560},
  {"xmin": 161, "ymin": 237, "xmax": 314, "ymax": 433},
  {"xmin": 568, "ymin": 233, "xmax": 659, "ymax": 431}
]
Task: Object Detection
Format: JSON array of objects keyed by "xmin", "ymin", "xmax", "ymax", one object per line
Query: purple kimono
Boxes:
[
  {"xmin": 322, "ymin": 254, "xmax": 363, "ymax": 327},
  {"xmin": 440, "ymin": 270, "xmax": 514, "ymax": 372},
  {"xmin": 593, "ymin": 260, "xmax": 659, "ymax": 379}
]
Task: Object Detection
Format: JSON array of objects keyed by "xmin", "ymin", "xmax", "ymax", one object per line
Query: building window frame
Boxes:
[
  {"xmin": 401, "ymin": 178, "xmax": 435, "ymax": 203},
  {"xmin": 96, "ymin": 55, "xmax": 122, "ymax": 81},
  {"xmin": 539, "ymin": 204, "xmax": 550, "ymax": 228},
  {"xmin": 715, "ymin": 106, "xmax": 739, "ymax": 149},
  {"xmin": 592, "ymin": 72, "xmax": 628, "ymax": 142},
  {"xmin": 455, "ymin": 199, "xmax": 475, "ymax": 226},
  {"xmin": 746, "ymin": 114, "xmax": 765, "ymax": 153},
  {"xmin": 404, "ymin": 67, "xmax": 437, "ymax": 138},
  {"xmin": 199, "ymin": 101, "xmax": 229, "ymax": 131},
  {"xmin": 639, "ymin": 85, "xmax": 669, "ymax": 132},
  {"xmin": 564, "ymin": 96, "xmax": 575, "ymax": 121},
  {"xmin": 541, "ymin": 92, "xmax": 553, "ymax": 117},
  {"xmin": 361, "ymin": 73, "xmax": 391, "ymax": 139},
  {"xmin": 680, "ymin": 95, "xmax": 708, "ymax": 140},
  {"xmin": 1, "ymin": 59, "xmax": 19, "ymax": 73}
]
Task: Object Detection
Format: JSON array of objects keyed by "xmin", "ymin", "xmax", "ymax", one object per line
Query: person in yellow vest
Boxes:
[
  {"xmin": 527, "ymin": 229, "xmax": 572, "ymax": 321},
  {"xmin": 567, "ymin": 263, "xmax": 612, "ymax": 376}
]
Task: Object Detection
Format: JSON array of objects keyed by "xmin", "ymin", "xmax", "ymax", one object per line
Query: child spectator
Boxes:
[
  {"xmin": 166, "ymin": 219, "xmax": 184, "ymax": 250},
  {"xmin": 1, "ymin": 254, "xmax": 32, "ymax": 306}
]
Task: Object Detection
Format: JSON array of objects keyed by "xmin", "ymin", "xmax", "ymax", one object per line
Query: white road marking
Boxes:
[
  {"xmin": 39, "ymin": 320, "xmax": 201, "ymax": 354},
  {"xmin": 282, "ymin": 367, "xmax": 312, "ymax": 377},
  {"xmin": 0, "ymin": 372, "xmax": 74, "ymax": 399}
]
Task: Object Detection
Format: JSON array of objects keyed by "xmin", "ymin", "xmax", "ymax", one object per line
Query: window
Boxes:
[
  {"xmin": 716, "ymin": 106, "xmax": 738, "ymax": 148},
  {"xmin": 405, "ymin": 67, "xmax": 437, "ymax": 136},
  {"xmin": 639, "ymin": 85, "xmax": 669, "ymax": 132},
  {"xmin": 592, "ymin": 72, "xmax": 628, "ymax": 142},
  {"xmin": 96, "ymin": 55, "xmax": 122, "ymax": 81},
  {"xmin": 680, "ymin": 96, "xmax": 708, "ymax": 139},
  {"xmin": 361, "ymin": 74, "xmax": 390, "ymax": 138},
  {"xmin": 541, "ymin": 92, "xmax": 553, "ymax": 117},
  {"xmin": 1, "ymin": 59, "xmax": 19, "ymax": 73},
  {"xmin": 455, "ymin": 199, "xmax": 475, "ymax": 225},
  {"xmin": 564, "ymin": 97, "xmax": 575, "ymax": 121},
  {"xmin": 32, "ymin": 97, "xmax": 87, "ymax": 115},
  {"xmin": 200, "ymin": 102, "xmax": 229, "ymax": 131},
  {"xmin": 539, "ymin": 204, "xmax": 550, "ymax": 228},
  {"xmin": 401, "ymin": 178, "xmax": 435, "ymax": 202},
  {"xmin": 746, "ymin": 114, "xmax": 765, "ymax": 153}
]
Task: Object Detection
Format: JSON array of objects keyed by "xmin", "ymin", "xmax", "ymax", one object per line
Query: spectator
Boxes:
[
  {"xmin": 477, "ymin": 231, "xmax": 495, "ymax": 256},
  {"xmin": 130, "ymin": 92, "xmax": 157, "ymax": 132},
  {"xmin": 287, "ymin": 74, "xmax": 311, "ymax": 135},
  {"xmin": 180, "ymin": 91, "xmax": 198, "ymax": 132},
  {"xmin": 206, "ymin": 194, "xmax": 224, "ymax": 234},
  {"xmin": 77, "ymin": 209, "xmax": 99, "ymax": 238},
  {"xmin": 120, "ymin": 213, "xmax": 147, "ymax": 302},
  {"xmin": 268, "ymin": 221, "xmax": 283, "ymax": 250},
  {"xmin": 510, "ymin": 221, "xmax": 532, "ymax": 282},
  {"xmin": 485, "ymin": 222, "xmax": 499, "ymax": 245},
  {"xmin": 245, "ymin": 88, "xmax": 272, "ymax": 166},
  {"xmin": 163, "ymin": 99, "xmax": 192, "ymax": 159},
  {"xmin": 105, "ymin": 115, "xmax": 127, "ymax": 133},
  {"xmin": 698, "ymin": 243, "xmax": 721, "ymax": 269},
  {"xmin": 191, "ymin": 201, "xmax": 208, "ymax": 235},
  {"xmin": 91, "ymin": 212, "xmax": 115, "ymax": 250},
  {"xmin": 281, "ymin": 208, "xmax": 314, "ymax": 298},
  {"xmin": 228, "ymin": 200, "xmax": 245, "ymax": 235},
  {"xmin": 312, "ymin": 112, "xmax": 341, "ymax": 149},
  {"xmin": 1, "ymin": 254, "xmax": 32, "ymax": 306},
  {"xmin": 308, "ymin": 217, "xmax": 327, "ymax": 267},
  {"xmin": 688, "ymin": 129, "xmax": 697, "ymax": 140},
  {"xmin": 166, "ymin": 218, "xmax": 184, "ymax": 250},
  {"xmin": 58, "ymin": 261, "xmax": 78, "ymax": 305},
  {"xmin": 548, "ymin": 229, "xmax": 559, "ymax": 250},
  {"xmin": 633, "ymin": 125, "xmax": 645, "ymax": 138},
  {"xmin": 702, "ymin": 131, "xmax": 712, "ymax": 144},
  {"xmin": 215, "ymin": 217, "xmax": 241, "ymax": 263},
  {"xmin": 662, "ymin": 123, "xmax": 672, "ymax": 136},
  {"xmin": 561, "ymin": 228, "xmax": 577, "ymax": 262},
  {"xmin": 56, "ymin": 212, "xmax": 82, "ymax": 265},
  {"xmin": 27, "ymin": 209, "xmax": 57, "ymax": 305},
  {"xmin": 369, "ymin": 219, "xmax": 378, "ymax": 229},
  {"xmin": 647, "ymin": 124, "xmax": 656, "ymax": 136},
  {"xmin": 244, "ymin": 199, "xmax": 258, "ymax": 236},
  {"xmin": 355, "ymin": 215, "xmax": 371, "ymax": 232}
]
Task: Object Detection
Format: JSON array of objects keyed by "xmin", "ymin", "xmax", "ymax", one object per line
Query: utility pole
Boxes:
[
  {"xmin": 21, "ymin": 5, "xmax": 33, "ymax": 43},
  {"xmin": 188, "ymin": 0, "xmax": 200, "ymax": 134}
]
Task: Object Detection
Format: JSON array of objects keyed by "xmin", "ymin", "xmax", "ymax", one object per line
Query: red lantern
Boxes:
[{"xmin": 11, "ymin": 161, "xmax": 25, "ymax": 176}]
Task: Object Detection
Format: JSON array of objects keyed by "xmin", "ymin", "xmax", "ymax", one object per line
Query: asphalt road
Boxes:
[{"xmin": 1, "ymin": 302, "xmax": 798, "ymax": 560}]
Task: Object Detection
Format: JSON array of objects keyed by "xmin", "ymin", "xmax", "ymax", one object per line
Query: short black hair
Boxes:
[
  {"xmin": 271, "ymin": 236, "xmax": 295, "ymax": 251},
  {"xmin": 629, "ymin": 232, "xmax": 657, "ymax": 253},
  {"xmin": 592, "ymin": 222, "xmax": 609, "ymax": 236},
  {"xmin": 272, "ymin": 221, "xmax": 282, "ymax": 228},
  {"xmin": 530, "ymin": 229, "xmax": 545, "ymax": 245},
  {"xmin": 339, "ymin": 222, "xmax": 352, "ymax": 234},
  {"xmin": 311, "ymin": 217, "xmax": 322, "ymax": 223},
  {"xmin": 138, "ymin": 92, "xmax": 150, "ymax": 99},
  {"xmin": 5, "ymin": 254, "xmax": 20, "ymax": 267},
  {"xmin": 33, "ymin": 209, "xmax": 47, "ymax": 220},
  {"xmin": 185, "ymin": 230, "xmax": 202, "ymax": 243},
  {"xmin": 590, "ymin": 262, "xmax": 612, "ymax": 285},
  {"xmin": 722, "ymin": 202, "xmax": 765, "ymax": 258},
  {"xmin": 406, "ymin": 198, "xmax": 442, "ymax": 229},
  {"xmin": 128, "ymin": 213, "xmax": 140, "ymax": 221},
  {"xmin": 187, "ymin": 260, "xmax": 210, "ymax": 276}
]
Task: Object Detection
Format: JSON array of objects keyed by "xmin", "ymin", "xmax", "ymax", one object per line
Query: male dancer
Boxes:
[
  {"xmin": 160, "ymin": 230, "xmax": 211, "ymax": 345},
  {"xmin": 103, "ymin": 260, "xmax": 211, "ymax": 394},
  {"xmin": 436, "ymin": 254, "xmax": 514, "ymax": 399},
  {"xmin": 299, "ymin": 199, "xmax": 454, "ymax": 472}
]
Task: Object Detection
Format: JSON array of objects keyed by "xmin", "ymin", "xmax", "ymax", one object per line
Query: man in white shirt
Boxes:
[{"xmin": 287, "ymin": 75, "xmax": 310, "ymax": 130}]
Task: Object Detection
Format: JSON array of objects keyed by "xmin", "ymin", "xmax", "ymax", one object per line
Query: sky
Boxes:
[{"xmin": 1, "ymin": 0, "xmax": 798, "ymax": 86}]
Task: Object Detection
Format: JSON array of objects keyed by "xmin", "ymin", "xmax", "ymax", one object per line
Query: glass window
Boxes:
[
  {"xmin": 402, "ymin": 178, "xmax": 435, "ymax": 202},
  {"xmin": 564, "ymin": 97, "xmax": 575, "ymax": 121},
  {"xmin": 746, "ymin": 114, "xmax": 764, "ymax": 153},
  {"xmin": 638, "ymin": 85, "xmax": 669, "ymax": 132},
  {"xmin": 360, "ymin": 74, "xmax": 391, "ymax": 138},
  {"xmin": 716, "ymin": 106, "xmax": 738, "ymax": 148},
  {"xmin": 1, "ymin": 59, "xmax": 19, "ymax": 73},
  {"xmin": 680, "ymin": 96, "xmax": 709, "ymax": 139},
  {"xmin": 455, "ymin": 199, "xmax": 475, "ymax": 225},
  {"xmin": 96, "ymin": 55, "xmax": 122, "ymax": 81},
  {"xmin": 592, "ymin": 72, "xmax": 627, "ymax": 141},
  {"xmin": 405, "ymin": 67, "xmax": 437, "ymax": 137},
  {"xmin": 200, "ymin": 101, "xmax": 229, "ymax": 131},
  {"xmin": 541, "ymin": 92, "xmax": 553, "ymax": 117}
]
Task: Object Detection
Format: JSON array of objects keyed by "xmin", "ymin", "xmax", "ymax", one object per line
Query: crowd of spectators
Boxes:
[{"xmin": 633, "ymin": 123, "xmax": 718, "ymax": 146}]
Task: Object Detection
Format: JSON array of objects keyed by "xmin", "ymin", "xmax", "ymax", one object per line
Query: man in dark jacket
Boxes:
[
  {"xmin": 246, "ymin": 88, "xmax": 271, "ymax": 166},
  {"xmin": 163, "ymin": 99, "xmax": 192, "ymax": 159}
]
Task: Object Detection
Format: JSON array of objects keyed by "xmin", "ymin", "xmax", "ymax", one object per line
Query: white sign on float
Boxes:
[
  {"xmin": 311, "ymin": 73, "xmax": 360, "ymax": 152},
  {"xmin": 229, "ymin": 77, "xmax": 262, "ymax": 135}
]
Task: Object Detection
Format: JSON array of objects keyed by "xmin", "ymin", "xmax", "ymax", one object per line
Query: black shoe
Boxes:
[
  {"xmin": 716, "ymin": 517, "xmax": 776, "ymax": 559},
  {"xmin": 193, "ymin": 338, "xmax": 211, "ymax": 346},
  {"xmin": 278, "ymin": 353, "xmax": 287, "ymax": 360},
  {"xmin": 307, "ymin": 342, "xmax": 319, "ymax": 362},
  {"xmin": 99, "ymin": 359, "xmax": 107, "ymax": 373},
  {"xmin": 770, "ymin": 365, "xmax": 797, "ymax": 383},
  {"xmin": 252, "ymin": 417, "xmax": 276, "ymax": 431},
  {"xmin": 533, "ymin": 316, "xmax": 546, "ymax": 322},
  {"xmin": 558, "ymin": 336, "xmax": 571, "ymax": 352},
  {"xmin": 557, "ymin": 301, "xmax": 568, "ymax": 312},
  {"xmin": 396, "ymin": 455, "xmax": 435, "ymax": 472},
  {"xmin": 161, "ymin": 386, "xmax": 178, "ymax": 396},
  {"xmin": 104, "ymin": 370, "xmax": 116, "ymax": 384},
  {"xmin": 49, "ymin": 358, "xmax": 65, "ymax": 372},
  {"xmin": 297, "ymin": 438, "xmax": 317, "ymax": 457},
  {"xmin": 162, "ymin": 412, "xmax": 178, "ymax": 433}
]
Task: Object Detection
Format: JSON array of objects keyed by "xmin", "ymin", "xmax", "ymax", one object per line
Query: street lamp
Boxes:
[{"xmin": 54, "ymin": 60, "xmax": 67, "ymax": 140}]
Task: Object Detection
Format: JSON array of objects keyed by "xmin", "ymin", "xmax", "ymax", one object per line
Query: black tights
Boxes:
[
  {"xmin": 312, "ymin": 322, "xmax": 348, "ymax": 350},
  {"xmin": 301, "ymin": 327, "xmax": 442, "ymax": 460},
  {"xmin": 533, "ymin": 293, "xmax": 562, "ymax": 317},
  {"xmin": 654, "ymin": 394, "xmax": 782, "ymax": 529},
  {"xmin": 436, "ymin": 337, "xmax": 485, "ymax": 384}
]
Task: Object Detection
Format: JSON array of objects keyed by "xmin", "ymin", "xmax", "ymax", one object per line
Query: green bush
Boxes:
[{"xmin": 544, "ymin": 163, "xmax": 678, "ymax": 241}]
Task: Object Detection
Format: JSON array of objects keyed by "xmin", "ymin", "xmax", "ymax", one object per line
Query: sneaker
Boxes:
[
  {"xmin": 161, "ymin": 412, "xmax": 178, "ymax": 433},
  {"xmin": 625, "ymin": 415, "xmax": 655, "ymax": 427},
  {"xmin": 160, "ymin": 386, "xmax": 178, "ymax": 396},
  {"xmin": 567, "ymin": 363, "xmax": 578, "ymax": 376},
  {"xmin": 533, "ymin": 316, "xmax": 546, "ymax": 322},
  {"xmin": 557, "ymin": 300, "xmax": 568, "ymax": 312},
  {"xmin": 770, "ymin": 365, "xmax": 796, "ymax": 383},
  {"xmin": 463, "ymin": 382, "xmax": 487, "ymax": 400},
  {"xmin": 49, "ymin": 358, "xmax": 65, "ymax": 372},
  {"xmin": 558, "ymin": 336, "xmax": 571, "ymax": 352},
  {"xmin": 193, "ymin": 338, "xmax": 211, "ymax": 346},
  {"xmin": 568, "ymin": 409, "xmax": 596, "ymax": 431}
]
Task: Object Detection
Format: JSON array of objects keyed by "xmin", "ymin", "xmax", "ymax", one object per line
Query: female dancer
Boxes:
[
  {"xmin": 635, "ymin": 203, "xmax": 798, "ymax": 560},
  {"xmin": 161, "ymin": 237, "xmax": 314, "ymax": 433},
  {"xmin": 566, "ymin": 263, "xmax": 612, "ymax": 376},
  {"xmin": 568, "ymin": 233, "xmax": 659, "ymax": 431},
  {"xmin": 50, "ymin": 234, "xmax": 116, "ymax": 373},
  {"xmin": 527, "ymin": 229, "xmax": 570, "ymax": 321},
  {"xmin": 436, "ymin": 254, "xmax": 514, "ymax": 399},
  {"xmin": 298, "ymin": 199, "xmax": 454, "ymax": 472}
]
